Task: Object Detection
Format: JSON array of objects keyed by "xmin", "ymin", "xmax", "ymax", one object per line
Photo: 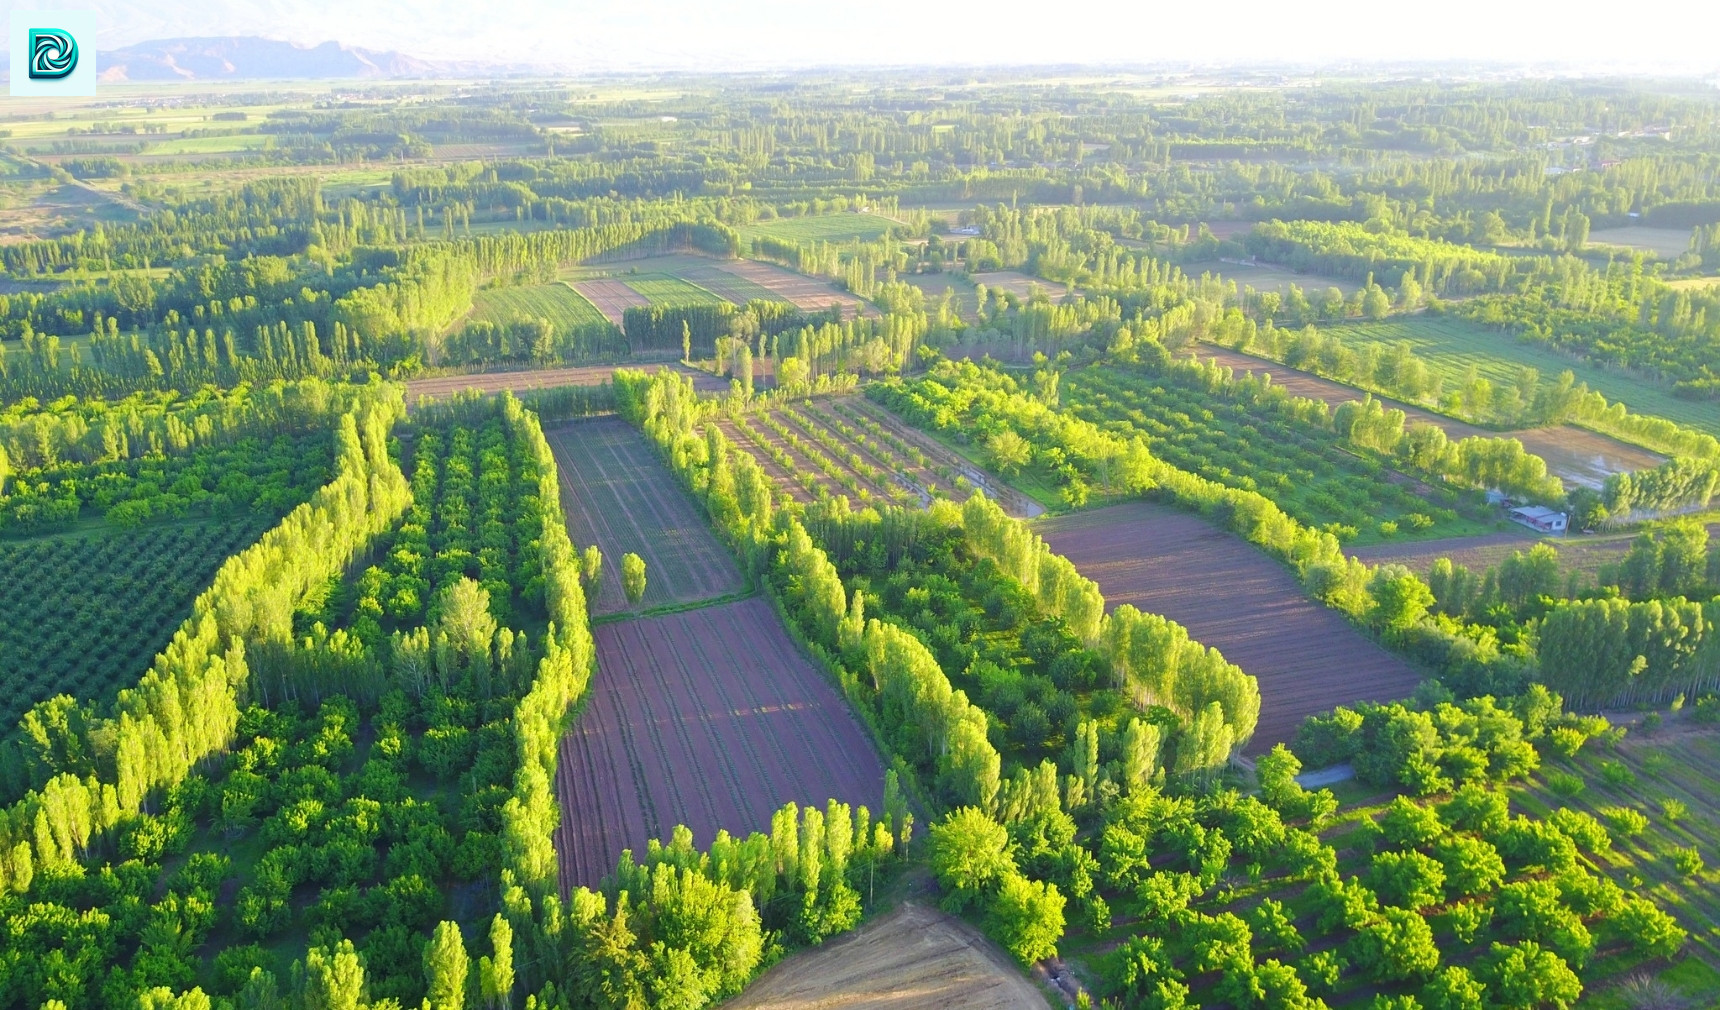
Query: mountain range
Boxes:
[{"xmin": 89, "ymin": 36, "xmax": 472, "ymax": 82}]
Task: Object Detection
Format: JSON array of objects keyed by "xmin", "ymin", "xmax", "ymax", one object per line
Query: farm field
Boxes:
[
  {"xmin": 718, "ymin": 258, "xmax": 870, "ymax": 316},
  {"xmin": 467, "ymin": 281, "xmax": 608, "ymax": 329},
  {"xmin": 0, "ymin": 518, "xmax": 268, "ymax": 736},
  {"xmin": 553, "ymin": 597, "xmax": 887, "ymax": 891},
  {"xmin": 1191, "ymin": 343, "xmax": 1666, "ymax": 490},
  {"xmin": 904, "ymin": 272, "xmax": 978, "ymax": 317},
  {"xmin": 1038, "ymin": 502, "xmax": 1423, "ymax": 749},
  {"xmin": 570, "ymin": 278, "xmax": 650, "ymax": 325},
  {"xmin": 725, "ymin": 901, "xmax": 1050, "ymax": 1010},
  {"xmin": 1188, "ymin": 258, "xmax": 1360, "ymax": 296},
  {"xmin": 1587, "ymin": 226, "xmax": 1693, "ymax": 259},
  {"xmin": 718, "ymin": 396, "xmax": 1044, "ymax": 517},
  {"xmin": 545, "ymin": 416, "xmax": 744, "ymax": 614},
  {"xmin": 738, "ymin": 212, "xmax": 897, "ymax": 244},
  {"xmin": 1320, "ymin": 315, "xmax": 1720, "ymax": 435},
  {"xmin": 405, "ymin": 360, "xmax": 726, "ymax": 401},
  {"xmin": 1352, "ymin": 522, "xmax": 1720, "ymax": 582},
  {"xmin": 1063, "ymin": 365, "xmax": 1485, "ymax": 542},
  {"xmin": 972, "ymin": 270, "xmax": 1071, "ymax": 301},
  {"xmin": 640, "ymin": 255, "xmax": 787, "ymax": 304},
  {"xmin": 620, "ymin": 272, "xmax": 727, "ymax": 307}
]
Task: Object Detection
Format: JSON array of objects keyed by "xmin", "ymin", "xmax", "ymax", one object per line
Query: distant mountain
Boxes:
[{"xmin": 95, "ymin": 36, "xmax": 451, "ymax": 82}]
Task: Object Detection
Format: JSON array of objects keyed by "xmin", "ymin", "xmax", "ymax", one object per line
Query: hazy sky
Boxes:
[{"xmin": 8, "ymin": 0, "xmax": 1720, "ymax": 74}]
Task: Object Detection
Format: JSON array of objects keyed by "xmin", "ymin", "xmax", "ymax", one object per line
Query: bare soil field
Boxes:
[
  {"xmin": 405, "ymin": 361, "xmax": 726, "ymax": 402},
  {"xmin": 571, "ymin": 278, "xmax": 650, "ymax": 326},
  {"xmin": 1588, "ymin": 226, "xmax": 1693, "ymax": 259},
  {"xmin": 972, "ymin": 271, "xmax": 1072, "ymax": 301},
  {"xmin": 1039, "ymin": 502, "xmax": 1422, "ymax": 749},
  {"xmin": 1353, "ymin": 523, "xmax": 1720, "ymax": 581},
  {"xmin": 723, "ymin": 901, "xmax": 1049, "ymax": 1010},
  {"xmin": 1190, "ymin": 344, "xmax": 1664, "ymax": 489},
  {"xmin": 555, "ymin": 597, "xmax": 887, "ymax": 892},
  {"xmin": 1187, "ymin": 259, "xmax": 1360, "ymax": 296},
  {"xmin": 714, "ymin": 259, "xmax": 869, "ymax": 317},
  {"xmin": 546, "ymin": 417, "xmax": 744, "ymax": 614}
]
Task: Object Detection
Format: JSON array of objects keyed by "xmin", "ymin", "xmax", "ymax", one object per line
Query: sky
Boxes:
[{"xmin": 7, "ymin": 0, "xmax": 1720, "ymax": 75}]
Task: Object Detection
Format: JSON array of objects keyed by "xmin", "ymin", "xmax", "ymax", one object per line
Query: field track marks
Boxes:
[
  {"xmin": 571, "ymin": 278, "xmax": 648, "ymax": 326},
  {"xmin": 546, "ymin": 417, "xmax": 741, "ymax": 613},
  {"xmin": 725, "ymin": 900, "xmax": 1050, "ymax": 1010},
  {"xmin": 554, "ymin": 598, "xmax": 887, "ymax": 892},
  {"xmin": 1040, "ymin": 502, "xmax": 1422, "ymax": 751}
]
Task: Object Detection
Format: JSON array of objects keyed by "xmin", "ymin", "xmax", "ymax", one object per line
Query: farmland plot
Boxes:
[
  {"xmin": 546, "ymin": 417, "xmax": 743, "ymax": 614},
  {"xmin": 405, "ymin": 361, "xmax": 726, "ymax": 402},
  {"xmin": 554, "ymin": 597, "xmax": 887, "ymax": 891},
  {"xmin": 1191, "ymin": 343, "xmax": 1665, "ymax": 489},
  {"xmin": 467, "ymin": 281, "xmax": 608, "ymax": 329},
  {"xmin": 570, "ymin": 278, "xmax": 649, "ymax": 326},
  {"xmin": 711, "ymin": 259, "xmax": 869, "ymax": 316},
  {"xmin": 1039, "ymin": 502, "xmax": 1422, "ymax": 749}
]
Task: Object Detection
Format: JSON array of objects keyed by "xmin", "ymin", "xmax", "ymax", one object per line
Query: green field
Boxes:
[
  {"xmin": 1324, "ymin": 315, "xmax": 1720, "ymax": 436},
  {"xmin": 622, "ymin": 272, "xmax": 728, "ymax": 307},
  {"xmin": 468, "ymin": 281, "xmax": 609, "ymax": 328},
  {"xmin": 739, "ymin": 212, "xmax": 896, "ymax": 244}
]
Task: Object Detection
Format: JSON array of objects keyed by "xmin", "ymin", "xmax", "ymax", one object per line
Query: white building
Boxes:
[{"xmin": 1509, "ymin": 505, "xmax": 1568, "ymax": 534}]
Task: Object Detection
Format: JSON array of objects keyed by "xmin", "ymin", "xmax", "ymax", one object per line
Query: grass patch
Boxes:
[
  {"xmin": 468, "ymin": 281, "xmax": 609, "ymax": 329},
  {"xmin": 1322, "ymin": 315, "xmax": 1720, "ymax": 435}
]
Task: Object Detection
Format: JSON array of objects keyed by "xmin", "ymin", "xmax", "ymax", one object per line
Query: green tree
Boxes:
[
  {"xmin": 986, "ymin": 430, "xmax": 1032, "ymax": 476},
  {"xmin": 424, "ymin": 921, "xmax": 469, "ymax": 1010},
  {"xmin": 928, "ymin": 807, "xmax": 1015, "ymax": 911},
  {"xmin": 478, "ymin": 914, "xmax": 514, "ymax": 1010},
  {"xmin": 1482, "ymin": 942, "xmax": 1581, "ymax": 1010},
  {"xmin": 304, "ymin": 941, "xmax": 364, "ymax": 1010},
  {"xmin": 581, "ymin": 545, "xmax": 603, "ymax": 593},
  {"xmin": 622, "ymin": 552, "xmax": 647, "ymax": 604},
  {"xmin": 987, "ymin": 873, "xmax": 1065, "ymax": 965}
]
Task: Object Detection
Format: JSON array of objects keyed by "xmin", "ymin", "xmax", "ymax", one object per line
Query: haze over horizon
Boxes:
[{"xmin": 5, "ymin": 0, "xmax": 1720, "ymax": 76}]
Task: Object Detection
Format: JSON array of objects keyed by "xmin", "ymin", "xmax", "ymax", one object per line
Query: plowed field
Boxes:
[
  {"xmin": 572, "ymin": 278, "xmax": 650, "ymax": 326},
  {"xmin": 1039, "ymin": 502, "xmax": 1421, "ymax": 750},
  {"xmin": 554, "ymin": 597, "xmax": 887, "ymax": 891},
  {"xmin": 546, "ymin": 417, "xmax": 743, "ymax": 614}
]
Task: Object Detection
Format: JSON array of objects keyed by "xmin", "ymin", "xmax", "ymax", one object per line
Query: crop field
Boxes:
[
  {"xmin": 739, "ymin": 212, "xmax": 896, "ymax": 244},
  {"xmin": 726, "ymin": 901, "xmax": 1051, "ymax": 1010},
  {"xmin": 904, "ymin": 272, "xmax": 978, "ymax": 317},
  {"xmin": 467, "ymin": 281, "xmax": 608, "ymax": 329},
  {"xmin": 718, "ymin": 396, "xmax": 1043, "ymax": 517},
  {"xmin": 569, "ymin": 278, "xmax": 650, "ymax": 325},
  {"xmin": 553, "ymin": 597, "xmax": 887, "ymax": 890},
  {"xmin": 1352, "ymin": 523, "xmax": 1720, "ymax": 583},
  {"xmin": 0, "ymin": 518, "xmax": 266, "ymax": 735},
  {"xmin": 1039, "ymin": 502, "xmax": 1422, "ymax": 749},
  {"xmin": 621, "ymin": 272, "xmax": 727, "ymax": 307},
  {"xmin": 1191, "ymin": 343, "xmax": 1666, "ymax": 490},
  {"xmin": 972, "ymin": 270, "xmax": 1072, "ymax": 301},
  {"xmin": 1319, "ymin": 316, "xmax": 1720, "ymax": 435},
  {"xmin": 546, "ymin": 417, "xmax": 744, "ymax": 613},
  {"xmin": 1587, "ymin": 226, "xmax": 1693, "ymax": 259},
  {"xmin": 650, "ymin": 256, "xmax": 787, "ymax": 304},
  {"xmin": 718, "ymin": 258, "xmax": 870, "ymax": 316},
  {"xmin": 1189, "ymin": 258, "xmax": 1360, "ymax": 296},
  {"xmin": 405, "ymin": 361, "xmax": 726, "ymax": 402},
  {"xmin": 1064, "ymin": 366, "xmax": 1482, "ymax": 542}
]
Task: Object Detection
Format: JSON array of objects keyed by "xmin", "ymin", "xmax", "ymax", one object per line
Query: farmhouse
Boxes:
[{"xmin": 1509, "ymin": 505, "xmax": 1568, "ymax": 533}]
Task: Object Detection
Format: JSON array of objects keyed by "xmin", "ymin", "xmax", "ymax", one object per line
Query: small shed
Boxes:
[{"xmin": 1509, "ymin": 505, "xmax": 1568, "ymax": 533}]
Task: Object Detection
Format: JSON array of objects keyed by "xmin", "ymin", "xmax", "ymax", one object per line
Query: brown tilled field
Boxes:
[
  {"xmin": 1039, "ymin": 502, "xmax": 1422, "ymax": 750},
  {"xmin": 554, "ymin": 597, "xmax": 887, "ymax": 892},
  {"xmin": 572, "ymin": 278, "xmax": 650, "ymax": 325},
  {"xmin": 546, "ymin": 417, "xmax": 744, "ymax": 614},
  {"xmin": 711, "ymin": 259, "xmax": 869, "ymax": 316},
  {"xmin": 1189, "ymin": 343, "xmax": 1663, "ymax": 489},
  {"xmin": 723, "ymin": 901, "xmax": 1050, "ymax": 1010}
]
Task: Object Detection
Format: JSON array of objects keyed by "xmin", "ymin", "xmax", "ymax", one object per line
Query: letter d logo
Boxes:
[{"xmin": 28, "ymin": 29, "xmax": 77, "ymax": 79}]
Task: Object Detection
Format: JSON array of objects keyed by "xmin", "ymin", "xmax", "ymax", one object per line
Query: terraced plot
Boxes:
[
  {"xmin": 554, "ymin": 597, "xmax": 887, "ymax": 891},
  {"xmin": 545, "ymin": 417, "xmax": 743, "ymax": 614},
  {"xmin": 1039, "ymin": 502, "xmax": 1422, "ymax": 749}
]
